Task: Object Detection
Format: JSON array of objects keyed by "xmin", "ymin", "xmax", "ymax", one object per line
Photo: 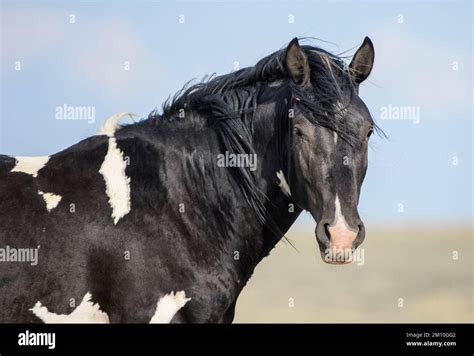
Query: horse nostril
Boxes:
[
  {"xmin": 353, "ymin": 223, "xmax": 366, "ymax": 248},
  {"xmin": 324, "ymin": 223, "xmax": 331, "ymax": 240},
  {"xmin": 315, "ymin": 220, "xmax": 331, "ymax": 250}
]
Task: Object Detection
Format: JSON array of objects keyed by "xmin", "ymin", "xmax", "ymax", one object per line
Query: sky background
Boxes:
[{"xmin": 1, "ymin": 0, "xmax": 472, "ymax": 229}]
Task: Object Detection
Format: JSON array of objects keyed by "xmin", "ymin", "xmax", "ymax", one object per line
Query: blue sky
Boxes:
[{"xmin": 1, "ymin": 1, "xmax": 472, "ymax": 227}]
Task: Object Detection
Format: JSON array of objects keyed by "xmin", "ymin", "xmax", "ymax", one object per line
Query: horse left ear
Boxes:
[
  {"xmin": 285, "ymin": 38, "xmax": 311, "ymax": 86},
  {"xmin": 349, "ymin": 37, "xmax": 375, "ymax": 85}
]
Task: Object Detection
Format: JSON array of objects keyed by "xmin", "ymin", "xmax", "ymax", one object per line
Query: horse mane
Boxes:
[
  {"xmin": 149, "ymin": 43, "xmax": 360, "ymax": 140},
  {"xmin": 142, "ymin": 40, "xmax": 381, "ymax": 231}
]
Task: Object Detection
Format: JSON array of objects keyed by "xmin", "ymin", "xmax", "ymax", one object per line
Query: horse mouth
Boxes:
[{"xmin": 319, "ymin": 249, "xmax": 354, "ymax": 265}]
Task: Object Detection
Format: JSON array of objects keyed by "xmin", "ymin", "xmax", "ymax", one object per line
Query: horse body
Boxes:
[
  {"xmin": 0, "ymin": 37, "xmax": 377, "ymax": 323},
  {"xmin": 0, "ymin": 103, "xmax": 298, "ymax": 323}
]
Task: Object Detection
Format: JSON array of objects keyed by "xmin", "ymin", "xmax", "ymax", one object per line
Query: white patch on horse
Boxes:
[
  {"xmin": 11, "ymin": 156, "xmax": 49, "ymax": 177},
  {"xmin": 333, "ymin": 132, "xmax": 338, "ymax": 144},
  {"xmin": 149, "ymin": 291, "xmax": 191, "ymax": 323},
  {"xmin": 38, "ymin": 191, "xmax": 62, "ymax": 212},
  {"xmin": 276, "ymin": 170, "xmax": 291, "ymax": 197},
  {"xmin": 98, "ymin": 112, "xmax": 136, "ymax": 137},
  {"xmin": 99, "ymin": 137, "xmax": 131, "ymax": 224},
  {"xmin": 332, "ymin": 194, "xmax": 351, "ymax": 230},
  {"xmin": 268, "ymin": 80, "xmax": 284, "ymax": 88},
  {"xmin": 30, "ymin": 292, "xmax": 109, "ymax": 323}
]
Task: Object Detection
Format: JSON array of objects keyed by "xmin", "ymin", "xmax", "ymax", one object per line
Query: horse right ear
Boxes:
[
  {"xmin": 285, "ymin": 38, "xmax": 310, "ymax": 86},
  {"xmin": 349, "ymin": 37, "xmax": 375, "ymax": 85}
]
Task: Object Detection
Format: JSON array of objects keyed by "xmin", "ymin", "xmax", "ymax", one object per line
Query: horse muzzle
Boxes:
[{"xmin": 315, "ymin": 218, "xmax": 365, "ymax": 264}]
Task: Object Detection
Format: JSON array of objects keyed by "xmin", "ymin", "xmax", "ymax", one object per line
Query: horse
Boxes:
[{"xmin": 0, "ymin": 37, "xmax": 379, "ymax": 323}]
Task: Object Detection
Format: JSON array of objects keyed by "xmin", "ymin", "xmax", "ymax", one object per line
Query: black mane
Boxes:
[
  {"xmin": 143, "ymin": 41, "xmax": 378, "ymax": 230},
  {"xmin": 149, "ymin": 43, "xmax": 361, "ymax": 141}
]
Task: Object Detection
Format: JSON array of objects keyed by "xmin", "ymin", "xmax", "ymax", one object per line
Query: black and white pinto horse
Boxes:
[{"xmin": 0, "ymin": 37, "xmax": 378, "ymax": 323}]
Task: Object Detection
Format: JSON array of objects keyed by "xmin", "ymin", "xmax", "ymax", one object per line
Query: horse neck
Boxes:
[{"xmin": 248, "ymin": 85, "xmax": 302, "ymax": 257}]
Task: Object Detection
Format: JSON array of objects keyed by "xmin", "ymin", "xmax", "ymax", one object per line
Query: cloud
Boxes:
[
  {"xmin": 68, "ymin": 20, "xmax": 169, "ymax": 101},
  {"xmin": 1, "ymin": 6, "xmax": 68, "ymax": 61},
  {"xmin": 370, "ymin": 30, "xmax": 471, "ymax": 117},
  {"xmin": 1, "ymin": 4, "xmax": 171, "ymax": 103}
]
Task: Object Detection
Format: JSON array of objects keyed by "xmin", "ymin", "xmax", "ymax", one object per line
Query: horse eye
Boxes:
[
  {"xmin": 293, "ymin": 127, "xmax": 303, "ymax": 137},
  {"xmin": 367, "ymin": 128, "xmax": 374, "ymax": 138}
]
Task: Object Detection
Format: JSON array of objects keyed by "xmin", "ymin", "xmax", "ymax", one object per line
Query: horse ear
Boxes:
[
  {"xmin": 349, "ymin": 37, "xmax": 374, "ymax": 85},
  {"xmin": 285, "ymin": 38, "xmax": 310, "ymax": 86}
]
